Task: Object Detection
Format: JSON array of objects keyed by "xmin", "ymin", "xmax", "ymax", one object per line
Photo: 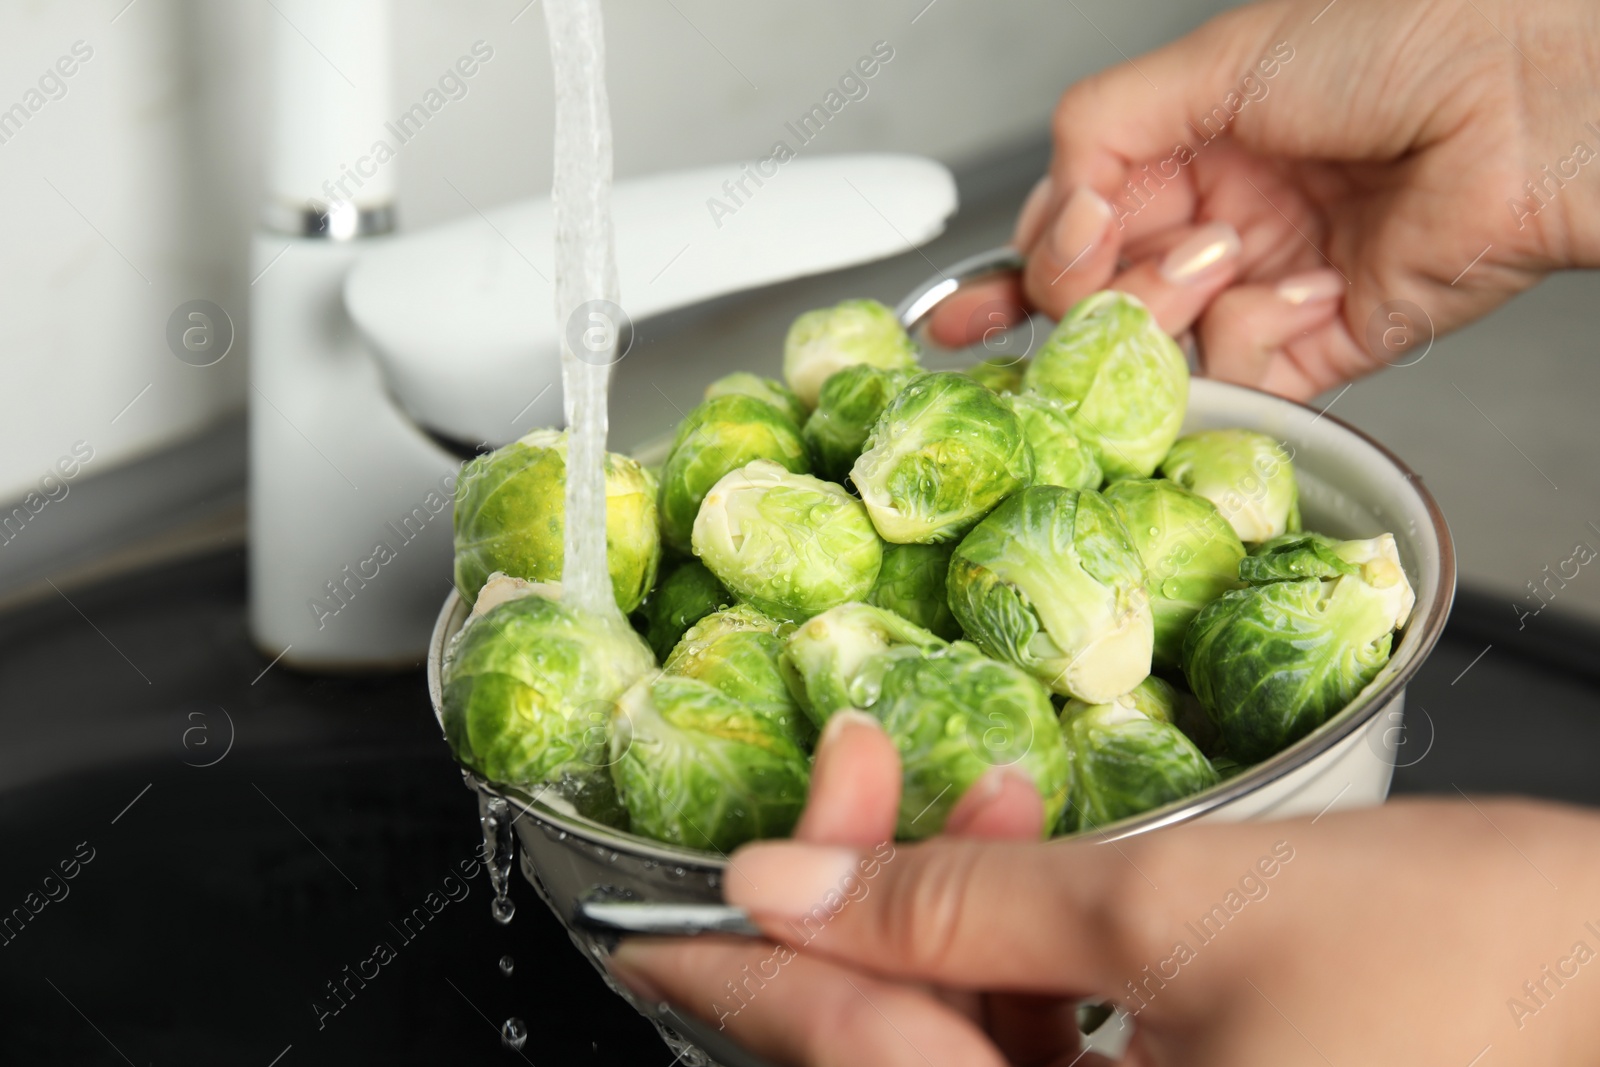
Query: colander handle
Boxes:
[
  {"xmin": 894, "ymin": 245, "xmax": 1025, "ymax": 332},
  {"xmin": 575, "ymin": 897, "xmax": 762, "ymax": 938}
]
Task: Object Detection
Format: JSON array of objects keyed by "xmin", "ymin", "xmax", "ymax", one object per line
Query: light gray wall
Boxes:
[{"xmin": 0, "ymin": 0, "xmax": 1236, "ymax": 503}]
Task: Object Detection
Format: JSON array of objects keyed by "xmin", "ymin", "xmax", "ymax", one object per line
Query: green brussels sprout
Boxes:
[
  {"xmin": 1102, "ymin": 478, "xmax": 1246, "ymax": 669},
  {"xmin": 704, "ymin": 371, "xmax": 808, "ymax": 427},
  {"xmin": 851, "ymin": 372, "xmax": 1034, "ymax": 544},
  {"xmin": 869, "ymin": 642, "xmax": 1071, "ymax": 839},
  {"xmin": 1238, "ymin": 531, "xmax": 1357, "ymax": 583},
  {"xmin": 1114, "ymin": 672, "xmax": 1181, "ymax": 724},
  {"xmin": 1209, "ymin": 755, "xmax": 1248, "ymax": 781},
  {"xmin": 1165, "ymin": 679, "xmax": 1222, "ymax": 756},
  {"xmin": 782, "ymin": 298, "xmax": 920, "ymax": 409},
  {"xmin": 635, "ymin": 559, "xmax": 733, "ymax": 661},
  {"xmin": 1077, "ymin": 1002, "xmax": 1116, "ymax": 1036},
  {"xmin": 781, "ymin": 601, "xmax": 946, "ymax": 729},
  {"xmin": 867, "ymin": 541, "xmax": 962, "ymax": 640},
  {"xmin": 1159, "ymin": 429, "xmax": 1301, "ymax": 544},
  {"xmin": 1057, "ymin": 687, "xmax": 1219, "ymax": 834},
  {"xmin": 1008, "ymin": 393, "xmax": 1103, "ymax": 491},
  {"xmin": 657, "ymin": 394, "xmax": 811, "ymax": 553},
  {"xmin": 947, "ymin": 485, "xmax": 1152, "ymax": 702},
  {"xmin": 802, "ymin": 364, "xmax": 918, "ymax": 483},
  {"xmin": 963, "ymin": 357, "xmax": 1028, "ymax": 395},
  {"xmin": 453, "ymin": 429, "xmax": 661, "ymax": 612},
  {"xmin": 441, "ymin": 586, "xmax": 656, "ymax": 826},
  {"xmin": 1183, "ymin": 533, "xmax": 1415, "ymax": 763},
  {"xmin": 692, "ymin": 460, "xmax": 884, "ymax": 621},
  {"xmin": 1022, "ymin": 291, "xmax": 1188, "ymax": 479},
  {"xmin": 609, "ymin": 674, "xmax": 810, "ymax": 851},
  {"xmin": 663, "ymin": 605, "xmax": 810, "ymax": 745}
]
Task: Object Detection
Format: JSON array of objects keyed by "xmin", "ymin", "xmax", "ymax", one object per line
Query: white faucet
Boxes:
[{"xmin": 248, "ymin": 2, "xmax": 958, "ymax": 669}]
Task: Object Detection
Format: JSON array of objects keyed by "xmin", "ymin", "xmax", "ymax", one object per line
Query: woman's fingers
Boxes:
[
  {"xmin": 1019, "ymin": 184, "xmax": 1121, "ymax": 320},
  {"xmin": 1194, "ymin": 271, "xmax": 1354, "ymax": 399},
  {"xmin": 610, "ymin": 937, "xmax": 1010, "ymax": 1067},
  {"xmin": 793, "ymin": 711, "xmax": 902, "ymax": 847},
  {"xmin": 797, "ymin": 710, "xmax": 1045, "ymax": 843},
  {"xmin": 721, "ymin": 835, "xmax": 1122, "ymax": 995},
  {"xmin": 1103, "ymin": 220, "xmax": 1244, "ymax": 335},
  {"xmin": 924, "ymin": 275, "xmax": 1028, "ymax": 351},
  {"xmin": 944, "ymin": 767, "xmax": 1046, "ymax": 840},
  {"xmin": 982, "ymin": 992, "xmax": 1086, "ymax": 1067},
  {"xmin": 1045, "ymin": 5, "xmax": 1282, "ymax": 196},
  {"xmin": 1013, "ymin": 176, "xmax": 1056, "ymax": 250}
]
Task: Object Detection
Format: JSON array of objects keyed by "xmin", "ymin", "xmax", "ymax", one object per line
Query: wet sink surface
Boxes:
[{"xmin": 2, "ymin": 548, "xmax": 1597, "ymax": 1065}]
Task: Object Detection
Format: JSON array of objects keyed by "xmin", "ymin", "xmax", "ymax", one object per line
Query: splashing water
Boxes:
[
  {"xmin": 547, "ymin": 0, "xmax": 620, "ymax": 618},
  {"xmin": 479, "ymin": 794, "xmax": 516, "ymax": 925}
]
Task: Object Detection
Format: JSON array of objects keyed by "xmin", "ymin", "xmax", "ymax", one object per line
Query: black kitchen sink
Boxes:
[{"xmin": 1, "ymin": 547, "xmax": 1595, "ymax": 1065}]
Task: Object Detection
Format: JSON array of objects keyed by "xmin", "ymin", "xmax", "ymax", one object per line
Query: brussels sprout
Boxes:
[
  {"xmin": 1159, "ymin": 429, "xmax": 1301, "ymax": 544},
  {"xmin": 867, "ymin": 542, "xmax": 962, "ymax": 640},
  {"xmin": 783, "ymin": 298, "xmax": 920, "ymax": 409},
  {"xmin": 1183, "ymin": 533, "xmax": 1415, "ymax": 762},
  {"xmin": 1166, "ymin": 679, "xmax": 1222, "ymax": 756},
  {"xmin": 441, "ymin": 586, "xmax": 656, "ymax": 826},
  {"xmin": 802, "ymin": 364, "xmax": 918, "ymax": 482},
  {"xmin": 781, "ymin": 601, "xmax": 946, "ymax": 729},
  {"xmin": 869, "ymin": 641, "xmax": 1071, "ymax": 839},
  {"xmin": 1209, "ymin": 755, "xmax": 1248, "ymax": 781},
  {"xmin": 963, "ymin": 357, "xmax": 1028, "ymax": 395},
  {"xmin": 704, "ymin": 371, "xmax": 808, "ymax": 427},
  {"xmin": 657, "ymin": 395, "xmax": 811, "ymax": 553},
  {"xmin": 609, "ymin": 674, "xmax": 810, "ymax": 851},
  {"xmin": 852, "ymin": 372, "xmax": 1034, "ymax": 544},
  {"xmin": 663, "ymin": 605, "xmax": 810, "ymax": 745},
  {"xmin": 947, "ymin": 486, "xmax": 1152, "ymax": 702},
  {"xmin": 1008, "ymin": 393, "xmax": 1103, "ymax": 491},
  {"xmin": 636, "ymin": 559, "xmax": 733, "ymax": 661},
  {"xmin": 692, "ymin": 460, "xmax": 884, "ymax": 621},
  {"xmin": 453, "ymin": 429, "xmax": 661, "ymax": 611},
  {"xmin": 1077, "ymin": 1002, "xmax": 1116, "ymax": 1036},
  {"xmin": 1057, "ymin": 690, "xmax": 1219, "ymax": 834},
  {"xmin": 1023, "ymin": 291, "xmax": 1188, "ymax": 479},
  {"xmin": 1238, "ymin": 531, "xmax": 1357, "ymax": 583},
  {"xmin": 1114, "ymin": 673, "xmax": 1181, "ymax": 724},
  {"xmin": 1102, "ymin": 479, "xmax": 1246, "ymax": 668}
]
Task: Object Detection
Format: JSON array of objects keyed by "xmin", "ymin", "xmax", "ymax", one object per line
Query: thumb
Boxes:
[
  {"xmin": 724, "ymin": 824, "xmax": 1304, "ymax": 1002},
  {"xmin": 722, "ymin": 836, "xmax": 1136, "ymax": 998}
]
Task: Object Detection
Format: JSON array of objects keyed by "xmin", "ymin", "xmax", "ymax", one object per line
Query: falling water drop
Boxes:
[
  {"xmin": 501, "ymin": 1017, "xmax": 528, "ymax": 1050},
  {"xmin": 479, "ymin": 793, "xmax": 516, "ymax": 925},
  {"xmin": 499, "ymin": 954, "xmax": 515, "ymax": 977}
]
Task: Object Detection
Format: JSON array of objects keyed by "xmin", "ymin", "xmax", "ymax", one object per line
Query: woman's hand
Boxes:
[
  {"xmin": 932, "ymin": 0, "xmax": 1600, "ymax": 399},
  {"xmin": 610, "ymin": 712, "xmax": 1600, "ymax": 1066}
]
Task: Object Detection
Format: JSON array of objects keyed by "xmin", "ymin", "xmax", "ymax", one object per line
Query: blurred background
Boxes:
[
  {"xmin": 3, "ymin": 0, "xmax": 1597, "ymax": 619},
  {"xmin": 2, "ymin": 1, "xmax": 1597, "ymax": 1064}
]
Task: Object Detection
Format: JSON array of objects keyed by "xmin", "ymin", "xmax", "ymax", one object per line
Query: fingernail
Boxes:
[
  {"xmin": 608, "ymin": 943, "xmax": 667, "ymax": 1004},
  {"xmin": 1013, "ymin": 175, "xmax": 1054, "ymax": 248},
  {"xmin": 724, "ymin": 843, "xmax": 859, "ymax": 919},
  {"xmin": 1049, "ymin": 185, "xmax": 1113, "ymax": 268},
  {"xmin": 818, "ymin": 708, "xmax": 881, "ymax": 753},
  {"xmin": 1159, "ymin": 221, "xmax": 1242, "ymax": 285},
  {"xmin": 942, "ymin": 767, "xmax": 1008, "ymax": 834},
  {"xmin": 943, "ymin": 766, "xmax": 1036, "ymax": 835},
  {"xmin": 1275, "ymin": 269, "xmax": 1345, "ymax": 305}
]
